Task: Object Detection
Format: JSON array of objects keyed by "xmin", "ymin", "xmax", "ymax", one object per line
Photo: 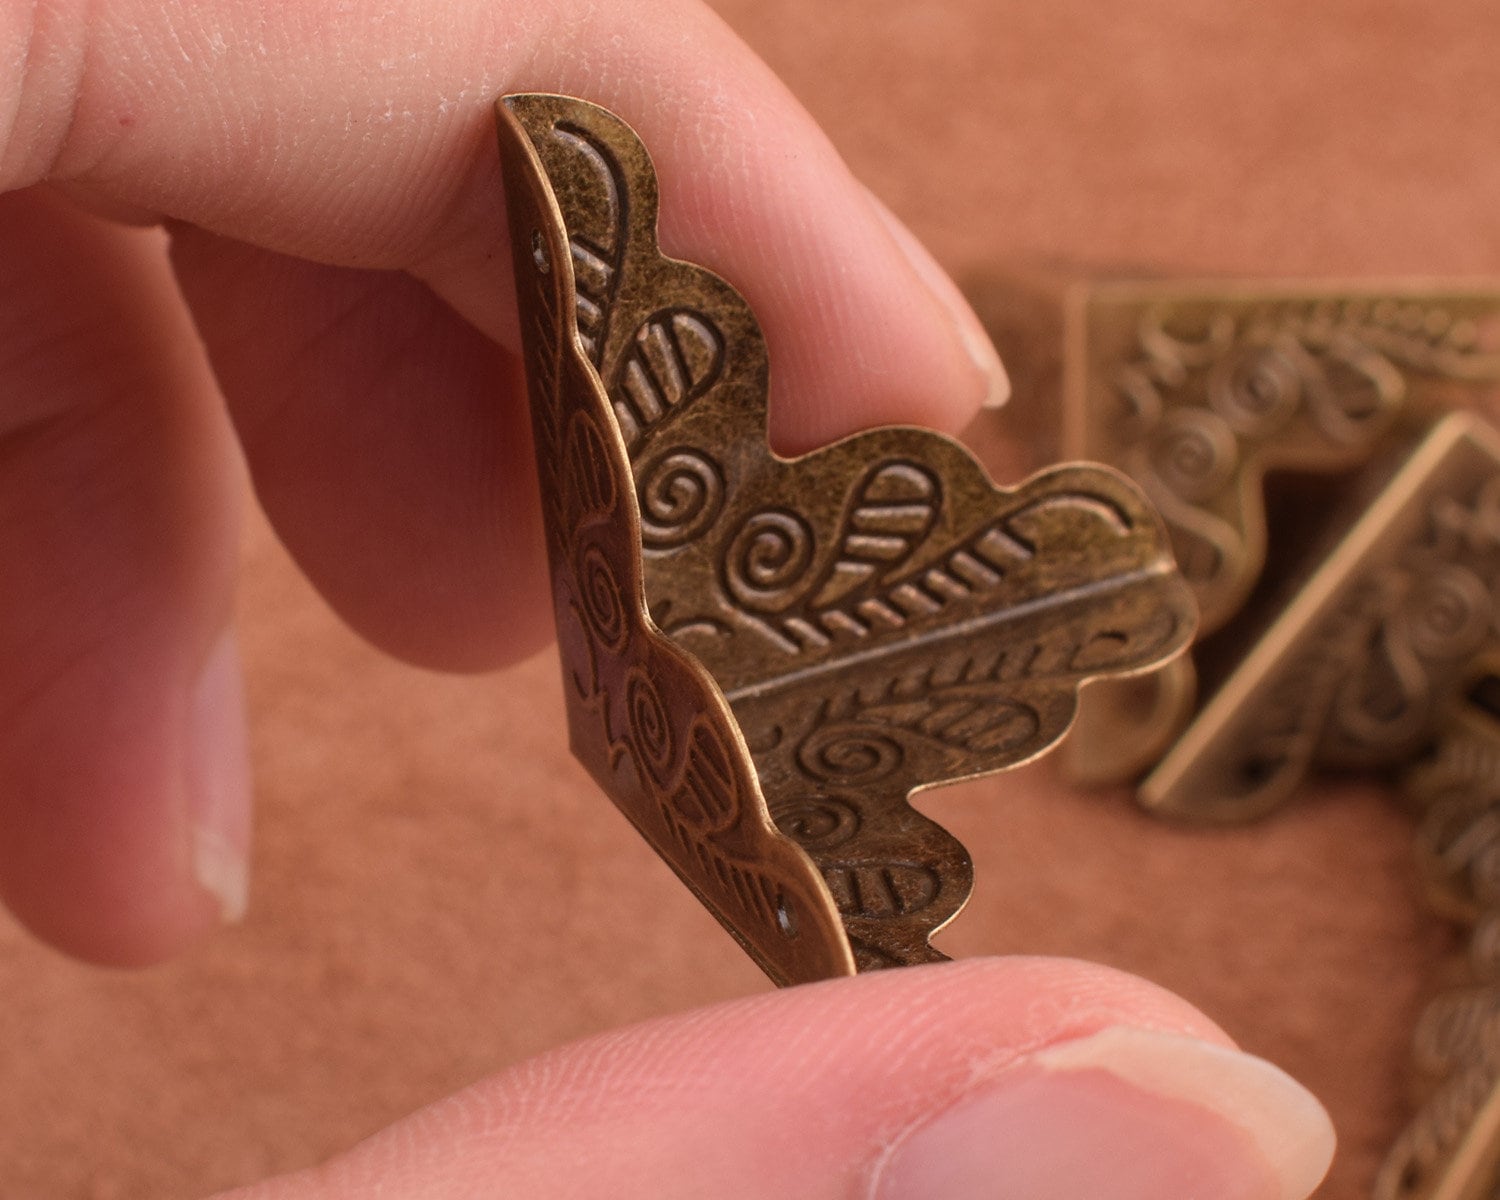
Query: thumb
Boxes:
[{"xmin": 212, "ymin": 959, "xmax": 1334, "ymax": 1200}]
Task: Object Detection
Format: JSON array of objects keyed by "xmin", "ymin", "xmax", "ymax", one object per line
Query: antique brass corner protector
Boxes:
[
  {"xmin": 1142, "ymin": 412, "xmax": 1500, "ymax": 822},
  {"xmin": 1057, "ymin": 281, "xmax": 1500, "ymax": 787},
  {"xmin": 496, "ymin": 94, "xmax": 1196, "ymax": 985}
]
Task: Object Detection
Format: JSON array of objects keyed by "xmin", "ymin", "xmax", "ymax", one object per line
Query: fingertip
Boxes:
[
  {"xmin": 0, "ymin": 634, "xmax": 248, "ymax": 967},
  {"xmin": 874, "ymin": 1024, "xmax": 1333, "ymax": 1200},
  {"xmin": 0, "ymin": 776, "xmax": 229, "ymax": 969},
  {"xmin": 861, "ymin": 187, "xmax": 1011, "ymax": 412},
  {"xmin": 520, "ymin": 5, "xmax": 1013, "ymax": 454},
  {"xmin": 0, "ymin": 190, "xmax": 247, "ymax": 967}
]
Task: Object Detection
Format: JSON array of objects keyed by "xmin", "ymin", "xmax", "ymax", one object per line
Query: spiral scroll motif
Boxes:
[
  {"xmin": 638, "ymin": 449, "xmax": 726, "ymax": 548},
  {"xmin": 626, "ymin": 668, "xmax": 675, "ymax": 784},
  {"xmin": 1145, "ymin": 408, "xmax": 1239, "ymax": 503},
  {"xmin": 724, "ymin": 508, "xmax": 817, "ymax": 611},
  {"xmin": 796, "ymin": 725, "xmax": 905, "ymax": 786},
  {"xmin": 1304, "ymin": 339, "xmax": 1405, "ymax": 444},
  {"xmin": 1207, "ymin": 342, "xmax": 1305, "ymax": 436},
  {"xmin": 771, "ymin": 794, "xmax": 862, "ymax": 852},
  {"xmin": 578, "ymin": 544, "xmax": 628, "ymax": 653},
  {"xmin": 1398, "ymin": 565, "xmax": 1493, "ymax": 662}
]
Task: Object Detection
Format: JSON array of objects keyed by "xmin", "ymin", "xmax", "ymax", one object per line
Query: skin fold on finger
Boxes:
[
  {"xmin": 169, "ymin": 225, "xmax": 552, "ymax": 671},
  {"xmin": 211, "ymin": 959, "xmax": 1334, "ymax": 1200},
  {"xmin": 3, "ymin": 0, "xmax": 1003, "ymax": 452},
  {"xmin": 0, "ymin": 186, "xmax": 246, "ymax": 963}
]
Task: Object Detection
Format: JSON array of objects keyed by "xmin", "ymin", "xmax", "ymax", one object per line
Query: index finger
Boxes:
[{"xmin": 8, "ymin": 0, "xmax": 1004, "ymax": 447}]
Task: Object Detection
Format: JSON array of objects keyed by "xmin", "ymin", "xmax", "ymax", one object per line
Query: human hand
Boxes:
[
  {"xmin": 1, "ymin": 2, "xmax": 1334, "ymax": 1196},
  {"xmin": 1, "ymin": 0, "xmax": 1004, "ymax": 963}
]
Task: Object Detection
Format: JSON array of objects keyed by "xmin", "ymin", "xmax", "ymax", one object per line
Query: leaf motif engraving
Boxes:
[{"xmin": 499, "ymin": 93, "xmax": 1195, "ymax": 980}]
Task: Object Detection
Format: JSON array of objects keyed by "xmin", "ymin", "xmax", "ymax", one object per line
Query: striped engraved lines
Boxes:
[
  {"xmin": 624, "ymin": 707, "xmax": 800, "ymax": 946},
  {"xmin": 775, "ymin": 516, "xmax": 1036, "ymax": 654},
  {"xmin": 526, "ymin": 306, "xmax": 564, "ymax": 460},
  {"xmin": 806, "ymin": 644, "xmax": 1104, "ymax": 739},
  {"xmin": 547, "ymin": 122, "xmax": 626, "ymax": 364},
  {"xmin": 609, "ymin": 309, "xmax": 725, "ymax": 450},
  {"xmin": 811, "ymin": 463, "xmax": 943, "ymax": 607},
  {"xmin": 770, "ymin": 794, "xmax": 942, "ymax": 921},
  {"xmin": 569, "ymin": 234, "xmax": 616, "ymax": 362},
  {"xmin": 823, "ymin": 862, "xmax": 941, "ymax": 921},
  {"xmin": 658, "ymin": 793, "xmax": 791, "ymax": 939}
]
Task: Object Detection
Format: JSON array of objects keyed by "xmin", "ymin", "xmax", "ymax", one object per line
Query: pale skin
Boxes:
[{"xmin": 2, "ymin": 3, "xmax": 1336, "ymax": 1197}]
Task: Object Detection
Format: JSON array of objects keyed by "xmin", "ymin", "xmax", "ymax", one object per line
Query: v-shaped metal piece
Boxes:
[{"xmin": 497, "ymin": 93, "xmax": 1196, "ymax": 984}]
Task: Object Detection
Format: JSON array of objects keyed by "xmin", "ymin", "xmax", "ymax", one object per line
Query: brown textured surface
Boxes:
[
  {"xmin": 502, "ymin": 90, "xmax": 1195, "ymax": 981},
  {"xmin": 4, "ymin": 2, "xmax": 1497, "ymax": 1196}
]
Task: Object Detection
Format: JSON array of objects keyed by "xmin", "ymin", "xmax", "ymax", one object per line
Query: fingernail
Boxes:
[
  {"xmin": 184, "ymin": 629, "xmax": 252, "ymax": 923},
  {"xmin": 873, "ymin": 1026, "xmax": 1335, "ymax": 1200},
  {"xmin": 864, "ymin": 187, "xmax": 1011, "ymax": 410}
]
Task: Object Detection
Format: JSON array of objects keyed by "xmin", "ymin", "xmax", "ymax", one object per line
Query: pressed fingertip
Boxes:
[
  {"xmin": 964, "ymin": 322, "xmax": 1012, "ymax": 410},
  {"xmin": 184, "ymin": 630, "xmax": 252, "ymax": 924},
  {"xmin": 863, "ymin": 188, "xmax": 1011, "ymax": 412},
  {"xmin": 873, "ymin": 1026, "xmax": 1335, "ymax": 1200}
]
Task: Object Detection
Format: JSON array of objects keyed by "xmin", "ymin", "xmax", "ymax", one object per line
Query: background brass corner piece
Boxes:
[
  {"xmin": 1142, "ymin": 413, "xmax": 1500, "ymax": 822},
  {"xmin": 1055, "ymin": 280, "xmax": 1500, "ymax": 792}
]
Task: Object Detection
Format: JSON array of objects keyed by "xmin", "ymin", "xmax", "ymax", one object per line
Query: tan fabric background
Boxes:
[{"xmin": 6, "ymin": 2, "xmax": 1498, "ymax": 1196}]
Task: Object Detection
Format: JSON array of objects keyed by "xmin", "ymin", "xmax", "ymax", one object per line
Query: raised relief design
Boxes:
[
  {"xmin": 1140, "ymin": 415, "xmax": 1500, "ymax": 823},
  {"xmin": 1072, "ymin": 287, "xmax": 1500, "ymax": 633},
  {"xmin": 498, "ymin": 93, "xmax": 1196, "ymax": 983},
  {"xmin": 1061, "ymin": 284, "xmax": 1500, "ymax": 785}
]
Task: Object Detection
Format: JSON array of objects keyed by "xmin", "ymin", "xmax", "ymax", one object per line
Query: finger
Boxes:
[
  {"xmin": 7, "ymin": 0, "xmax": 1006, "ymax": 453},
  {"xmin": 212, "ymin": 959, "xmax": 1334, "ymax": 1200},
  {"xmin": 0, "ymin": 186, "xmax": 247, "ymax": 964},
  {"xmin": 167, "ymin": 227, "xmax": 552, "ymax": 670}
]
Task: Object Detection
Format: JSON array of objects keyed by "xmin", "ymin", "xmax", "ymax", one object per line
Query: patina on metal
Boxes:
[
  {"xmin": 1140, "ymin": 413, "xmax": 1500, "ymax": 822},
  {"xmin": 1058, "ymin": 281, "xmax": 1500, "ymax": 785},
  {"xmin": 497, "ymin": 93, "xmax": 1196, "ymax": 984},
  {"xmin": 1068, "ymin": 281, "xmax": 1500, "ymax": 633}
]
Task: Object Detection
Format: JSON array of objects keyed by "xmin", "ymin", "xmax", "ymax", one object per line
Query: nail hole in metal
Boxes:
[{"xmin": 775, "ymin": 894, "xmax": 799, "ymax": 939}]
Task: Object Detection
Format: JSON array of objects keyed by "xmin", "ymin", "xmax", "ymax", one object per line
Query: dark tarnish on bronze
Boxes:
[
  {"xmin": 1061, "ymin": 282, "xmax": 1500, "ymax": 786},
  {"xmin": 496, "ymin": 93, "xmax": 1196, "ymax": 984}
]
